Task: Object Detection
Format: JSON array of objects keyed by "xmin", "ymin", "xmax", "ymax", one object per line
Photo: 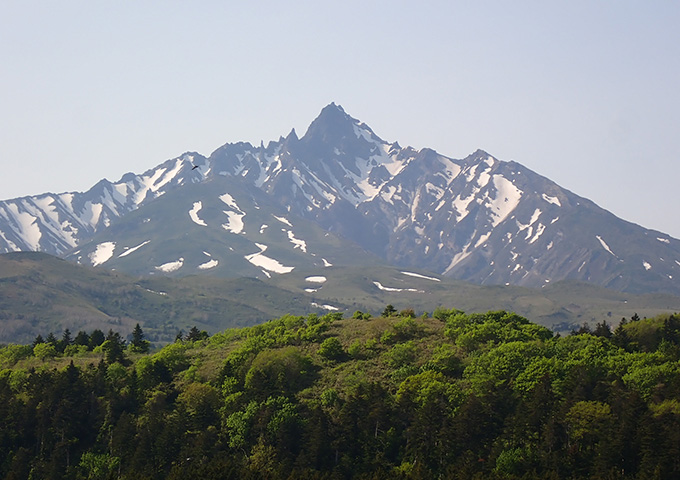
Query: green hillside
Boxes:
[
  {"xmin": 2, "ymin": 252, "xmax": 680, "ymax": 346},
  {"xmin": 1, "ymin": 309, "xmax": 679, "ymax": 479},
  {"xmin": 0, "ymin": 252, "xmax": 320, "ymax": 344}
]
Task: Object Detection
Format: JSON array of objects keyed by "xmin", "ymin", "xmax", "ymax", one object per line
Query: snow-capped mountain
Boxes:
[{"xmin": 2, "ymin": 103, "xmax": 680, "ymax": 295}]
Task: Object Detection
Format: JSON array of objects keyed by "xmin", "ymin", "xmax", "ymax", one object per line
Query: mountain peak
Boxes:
[
  {"xmin": 305, "ymin": 103, "xmax": 351, "ymax": 131},
  {"xmin": 321, "ymin": 102, "xmax": 346, "ymax": 114},
  {"xmin": 300, "ymin": 103, "xmax": 383, "ymax": 150}
]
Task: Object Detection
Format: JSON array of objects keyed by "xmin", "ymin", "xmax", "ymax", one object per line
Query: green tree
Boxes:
[
  {"xmin": 317, "ymin": 337, "xmax": 345, "ymax": 361},
  {"xmin": 74, "ymin": 330, "xmax": 90, "ymax": 348},
  {"xmin": 186, "ymin": 326, "xmax": 209, "ymax": 342},
  {"xmin": 33, "ymin": 342, "xmax": 57, "ymax": 361},
  {"xmin": 101, "ymin": 330, "xmax": 126, "ymax": 364},
  {"xmin": 77, "ymin": 452, "xmax": 121, "ymax": 480},
  {"xmin": 245, "ymin": 347, "xmax": 314, "ymax": 398},
  {"xmin": 89, "ymin": 329, "xmax": 106, "ymax": 349},
  {"xmin": 129, "ymin": 323, "xmax": 150, "ymax": 353},
  {"xmin": 45, "ymin": 332, "xmax": 58, "ymax": 346},
  {"xmin": 59, "ymin": 328, "xmax": 73, "ymax": 353}
]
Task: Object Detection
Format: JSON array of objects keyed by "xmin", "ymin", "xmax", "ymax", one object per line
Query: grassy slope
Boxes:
[
  {"xmin": 0, "ymin": 252, "xmax": 319, "ymax": 344},
  {"xmin": 2, "ymin": 252, "xmax": 680, "ymax": 345}
]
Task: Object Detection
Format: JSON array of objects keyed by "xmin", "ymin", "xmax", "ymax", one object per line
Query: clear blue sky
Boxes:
[{"xmin": 2, "ymin": 1, "xmax": 679, "ymax": 237}]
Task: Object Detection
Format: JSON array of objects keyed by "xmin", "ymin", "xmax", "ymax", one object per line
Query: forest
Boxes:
[{"xmin": 1, "ymin": 307, "xmax": 679, "ymax": 479}]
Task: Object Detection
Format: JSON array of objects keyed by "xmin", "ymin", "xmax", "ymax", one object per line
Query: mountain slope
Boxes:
[
  {"xmin": 2, "ymin": 251, "xmax": 680, "ymax": 345},
  {"xmin": 1, "ymin": 103, "xmax": 679, "ymax": 295},
  {"xmin": 0, "ymin": 252, "xmax": 324, "ymax": 344}
]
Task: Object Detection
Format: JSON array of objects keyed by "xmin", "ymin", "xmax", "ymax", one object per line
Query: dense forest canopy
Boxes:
[{"xmin": 1, "ymin": 309, "xmax": 680, "ymax": 479}]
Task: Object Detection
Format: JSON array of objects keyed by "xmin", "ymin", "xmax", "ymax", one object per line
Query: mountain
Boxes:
[{"xmin": 1, "ymin": 103, "xmax": 680, "ymax": 295}]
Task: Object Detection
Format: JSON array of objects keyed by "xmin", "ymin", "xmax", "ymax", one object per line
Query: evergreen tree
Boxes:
[
  {"xmin": 130, "ymin": 323, "xmax": 150, "ymax": 353},
  {"xmin": 45, "ymin": 332, "xmax": 58, "ymax": 346},
  {"xmin": 89, "ymin": 329, "xmax": 106, "ymax": 349},
  {"xmin": 102, "ymin": 330, "xmax": 127, "ymax": 364},
  {"xmin": 74, "ymin": 330, "xmax": 90, "ymax": 347},
  {"xmin": 186, "ymin": 326, "xmax": 208, "ymax": 342},
  {"xmin": 593, "ymin": 321, "xmax": 612, "ymax": 338},
  {"xmin": 58, "ymin": 328, "xmax": 73, "ymax": 353}
]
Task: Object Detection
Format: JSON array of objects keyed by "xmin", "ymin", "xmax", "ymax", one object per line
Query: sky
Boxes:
[{"xmin": 1, "ymin": 1, "xmax": 679, "ymax": 238}]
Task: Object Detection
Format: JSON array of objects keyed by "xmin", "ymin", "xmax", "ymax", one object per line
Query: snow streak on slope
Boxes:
[
  {"xmin": 488, "ymin": 176, "xmax": 522, "ymax": 226},
  {"xmin": 3, "ymin": 203, "xmax": 42, "ymax": 250},
  {"xmin": 401, "ymin": 271, "xmax": 441, "ymax": 282},
  {"xmin": 373, "ymin": 281, "xmax": 423, "ymax": 293},
  {"xmin": 273, "ymin": 215, "xmax": 293, "ymax": 227},
  {"xmin": 220, "ymin": 193, "xmax": 245, "ymax": 234},
  {"xmin": 189, "ymin": 201, "xmax": 207, "ymax": 226},
  {"xmin": 119, "ymin": 240, "xmax": 151, "ymax": 258},
  {"xmin": 244, "ymin": 243, "xmax": 294, "ymax": 274},
  {"xmin": 542, "ymin": 194, "xmax": 561, "ymax": 206},
  {"xmin": 596, "ymin": 235, "xmax": 618, "ymax": 258},
  {"xmin": 287, "ymin": 231, "xmax": 307, "ymax": 253}
]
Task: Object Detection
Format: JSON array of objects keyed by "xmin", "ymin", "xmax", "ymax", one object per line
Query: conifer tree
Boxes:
[{"xmin": 130, "ymin": 323, "xmax": 150, "ymax": 353}]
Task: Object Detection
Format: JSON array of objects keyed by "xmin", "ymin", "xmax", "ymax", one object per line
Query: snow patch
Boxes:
[
  {"xmin": 311, "ymin": 302, "xmax": 340, "ymax": 311},
  {"xmin": 273, "ymin": 215, "xmax": 293, "ymax": 227},
  {"xmin": 140, "ymin": 287, "xmax": 167, "ymax": 296},
  {"xmin": 119, "ymin": 240, "xmax": 150, "ymax": 258},
  {"xmin": 155, "ymin": 258, "xmax": 184, "ymax": 273},
  {"xmin": 529, "ymin": 223, "xmax": 546, "ymax": 244},
  {"xmin": 322, "ymin": 258, "xmax": 333, "ymax": 267},
  {"xmin": 401, "ymin": 271, "xmax": 441, "ymax": 282},
  {"xmin": 89, "ymin": 242, "xmax": 116, "ymax": 266},
  {"xmin": 596, "ymin": 235, "xmax": 617, "ymax": 257},
  {"xmin": 444, "ymin": 240, "xmax": 473, "ymax": 273},
  {"xmin": 222, "ymin": 211, "xmax": 245, "ymax": 234},
  {"xmin": 5, "ymin": 203, "xmax": 42, "ymax": 250},
  {"xmin": 529, "ymin": 209, "xmax": 542, "ymax": 225},
  {"xmin": 219, "ymin": 193, "xmax": 241, "ymax": 211},
  {"xmin": 643, "ymin": 261, "xmax": 652, "ymax": 271},
  {"xmin": 487, "ymin": 175, "xmax": 522, "ymax": 226},
  {"xmin": 306, "ymin": 276, "xmax": 327, "ymax": 283},
  {"xmin": 245, "ymin": 243, "xmax": 294, "ymax": 274},
  {"xmin": 189, "ymin": 201, "xmax": 207, "ymax": 226},
  {"xmin": 287, "ymin": 230, "xmax": 307, "ymax": 252},
  {"xmin": 80, "ymin": 201, "xmax": 104, "ymax": 229},
  {"xmin": 542, "ymin": 194, "xmax": 561, "ymax": 206},
  {"xmin": 657, "ymin": 237, "xmax": 670, "ymax": 244},
  {"xmin": 373, "ymin": 281, "xmax": 423, "ymax": 293},
  {"xmin": 198, "ymin": 259, "xmax": 219, "ymax": 270}
]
